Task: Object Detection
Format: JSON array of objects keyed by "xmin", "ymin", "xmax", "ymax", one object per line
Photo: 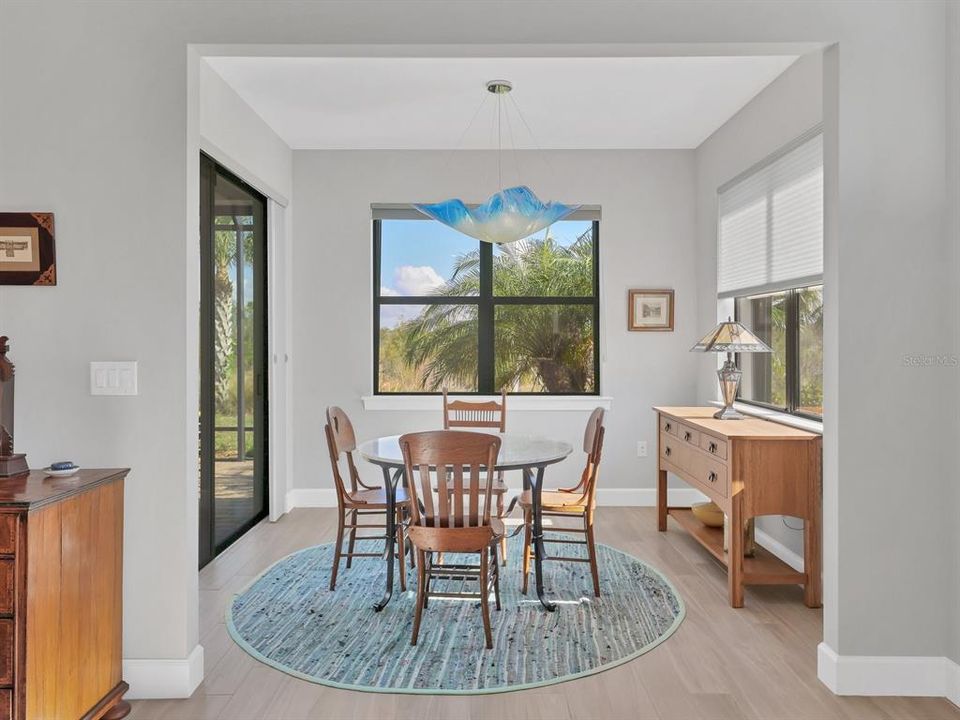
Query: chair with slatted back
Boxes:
[
  {"xmin": 518, "ymin": 407, "xmax": 605, "ymax": 597},
  {"xmin": 441, "ymin": 388, "xmax": 509, "ymax": 563},
  {"xmin": 325, "ymin": 406, "xmax": 410, "ymax": 592},
  {"xmin": 399, "ymin": 430, "xmax": 504, "ymax": 649}
]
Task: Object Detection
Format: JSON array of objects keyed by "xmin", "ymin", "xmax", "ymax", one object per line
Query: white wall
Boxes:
[
  {"xmin": 0, "ymin": 0, "xmax": 955, "ymax": 699},
  {"xmin": 291, "ymin": 149, "xmax": 699, "ymax": 496},
  {"xmin": 694, "ymin": 52, "xmax": 823, "ymax": 560},
  {"xmin": 947, "ymin": 0, "xmax": 960, "ymax": 669}
]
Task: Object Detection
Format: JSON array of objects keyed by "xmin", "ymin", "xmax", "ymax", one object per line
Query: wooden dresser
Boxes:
[
  {"xmin": 0, "ymin": 469, "xmax": 130, "ymax": 720},
  {"xmin": 654, "ymin": 407, "xmax": 821, "ymax": 608}
]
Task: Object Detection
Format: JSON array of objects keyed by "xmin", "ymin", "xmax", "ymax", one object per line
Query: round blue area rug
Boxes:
[{"xmin": 227, "ymin": 536, "xmax": 684, "ymax": 694}]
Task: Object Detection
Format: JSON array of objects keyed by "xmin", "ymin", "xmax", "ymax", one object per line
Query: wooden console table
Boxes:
[
  {"xmin": 654, "ymin": 407, "xmax": 821, "ymax": 608},
  {"xmin": 0, "ymin": 468, "xmax": 130, "ymax": 719}
]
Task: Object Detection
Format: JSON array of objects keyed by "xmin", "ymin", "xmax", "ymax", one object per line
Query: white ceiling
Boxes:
[{"xmin": 205, "ymin": 55, "xmax": 799, "ymax": 150}]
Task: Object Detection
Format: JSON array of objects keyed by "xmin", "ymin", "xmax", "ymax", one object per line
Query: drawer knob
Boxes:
[
  {"xmin": 708, "ymin": 442, "xmax": 717, "ymax": 453},
  {"xmin": 683, "ymin": 431, "xmax": 691, "ymax": 441},
  {"xmin": 664, "ymin": 422, "xmax": 672, "ymax": 431},
  {"xmin": 665, "ymin": 447, "xmax": 672, "ymax": 457},
  {"xmin": 708, "ymin": 471, "xmax": 717, "ymax": 483}
]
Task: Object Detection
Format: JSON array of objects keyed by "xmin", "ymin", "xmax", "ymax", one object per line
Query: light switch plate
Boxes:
[{"xmin": 90, "ymin": 361, "xmax": 138, "ymax": 396}]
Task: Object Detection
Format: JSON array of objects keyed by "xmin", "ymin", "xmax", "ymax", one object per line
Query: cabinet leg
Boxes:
[
  {"xmin": 804, "ymin": 500, "xmax": 823, "ymax": 608},
  {"xmin": 728, "ymin": 496, "xmax": 744, "ymax": 608},
  {"xmin": 657, "ymin": 468, "xmax": 668, "ymax": 531}
]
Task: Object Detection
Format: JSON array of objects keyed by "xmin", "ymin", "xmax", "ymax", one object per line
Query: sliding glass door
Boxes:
[{"xmin": 199, "ymin": 154, "xmax": 269, "ymax": 568}]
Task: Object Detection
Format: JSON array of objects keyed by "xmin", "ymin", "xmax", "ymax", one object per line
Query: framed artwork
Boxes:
[
  {"xmin": 0, "ymin": 213, "xmax": 56, "ymax": 286},
  {"xmin": 628, "ymin": 289, "xmax": 674, "ymax": 331}
]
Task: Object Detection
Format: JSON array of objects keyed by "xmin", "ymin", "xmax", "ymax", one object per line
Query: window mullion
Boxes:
[
  {"xmin": 785, "ymin": 289, "xmax": 800, "ymax": 413},
  {"xmin": 478, "ymin": 242, "xmax": 494, "ymax": 393}
]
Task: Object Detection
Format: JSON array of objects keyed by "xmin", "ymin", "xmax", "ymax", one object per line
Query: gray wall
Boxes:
[
  {"xmin": 290, "ymin": 149, "xmax": 699, "ymax": 493},
  {"xmin": 948, "ymin": 0, "xmax": 960, "ymax": 667},
  {"xmin": 695, "ymin": 53, "xmax": 823, "ymax": 560},
  {"xmin": 0, "ymin": 0, "xmax": 955, "ymax": 691}
]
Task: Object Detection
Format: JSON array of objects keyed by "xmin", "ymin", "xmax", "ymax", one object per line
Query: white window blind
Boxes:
[{"xmin": 717, "ymin": 128, "xmax": 823, "ymax": 298}]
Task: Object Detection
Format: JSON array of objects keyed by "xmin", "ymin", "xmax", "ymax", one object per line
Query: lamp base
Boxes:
[{"xmin": 713, "ymin": 406, "xmax": 744, "ymax": 420}]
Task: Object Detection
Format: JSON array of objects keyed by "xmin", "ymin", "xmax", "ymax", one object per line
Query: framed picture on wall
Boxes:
[
  {"xmin": 0, "ymin": 213, "xmax": 56, "ymax": 286},
  {"xmin": 628, "ymin": 289, "xmax": 674, "ymax": 331}
]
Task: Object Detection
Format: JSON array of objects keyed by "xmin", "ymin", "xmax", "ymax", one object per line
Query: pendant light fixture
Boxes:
[{"xmin": 413, "ymin": 80, "xmax": 580, "ymax": 245}]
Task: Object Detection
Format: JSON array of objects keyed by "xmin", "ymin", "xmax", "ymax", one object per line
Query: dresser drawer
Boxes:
[
  {"xmin": 699, "ymin": 434, "xmax": 728, "ymax": 460},
  {"xmin": 0, "ymin": 689, "xmax": 10, "ymax": 720},
  {"xmin": 0, "ymin": 561, "xmax": 14, "ymax": 615},
  {"xmin": 0, "ymin": 516, "xmax": 16, "ymax": 556},
  {"xmin": 660, "ymin": 415, "xmax": 678, "ymax": 437},
  {"xmin": 0, "ymin": 619, "xmax": 12, "ymax": 685},
  {"xmin": 678, "ymin": 423, "xmax": 701, "ymax": 449}
]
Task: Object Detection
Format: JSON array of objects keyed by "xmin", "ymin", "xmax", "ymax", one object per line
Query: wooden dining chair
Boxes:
[
  {"xmin": 324, "ymin": 406, "xmax": 409, "ymax": 592},
  {"xmin": 518, "ymin": 407, "xmax": 605, "ymax": 597},
  {"xmin": 399, "ymin": 430, "xmax": 504, "ymax": 649},
  {"xmin": 441, "ymin": 388, "xmax": 510, "ymax": 563}
]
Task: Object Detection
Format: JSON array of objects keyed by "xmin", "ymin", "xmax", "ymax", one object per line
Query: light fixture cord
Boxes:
[{"xmin": 497, "ymin": 92, "xmax": 503, "ymax": 193}]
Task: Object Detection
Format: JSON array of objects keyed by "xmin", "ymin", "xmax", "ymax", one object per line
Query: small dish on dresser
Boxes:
[{"xmin": 44, "ymin": 464, "xmax": 80, "ymax": 478}]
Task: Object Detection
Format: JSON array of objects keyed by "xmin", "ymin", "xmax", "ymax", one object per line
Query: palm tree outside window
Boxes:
[{"xmin": 373, "ymin": 212, "xmax": 600, "ymax": 395}]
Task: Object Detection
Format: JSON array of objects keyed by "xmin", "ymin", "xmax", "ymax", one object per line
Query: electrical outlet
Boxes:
[{"xmin": 637, "ymin": 441, "xmax": 647, "ymax": 458}]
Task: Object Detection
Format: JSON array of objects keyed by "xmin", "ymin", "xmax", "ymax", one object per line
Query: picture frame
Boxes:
[
  {"xmin": 628, "ymin": 289, "xmax": 674, "ymax": 331},
  {"xmin": 0, "ymin": 212, "xmax": 56, "ymax": 286}
]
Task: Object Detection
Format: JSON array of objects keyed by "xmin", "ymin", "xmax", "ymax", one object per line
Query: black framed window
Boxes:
[
  {"xmin": 373, "ymin": 215, "xmax": 600, "ymax": 395},
  {"xmin": 735, "ymin": 284, "xmax": 823, "ymax": 418}
]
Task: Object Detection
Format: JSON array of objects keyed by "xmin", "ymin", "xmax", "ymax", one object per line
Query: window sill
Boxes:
[
  {"xmin": 362, "ymin": 395, "xmax": 613, "ymax": 412},
  {"xmin": 708, "ymin": 400, "xmax": 822, "ymax": 434}
]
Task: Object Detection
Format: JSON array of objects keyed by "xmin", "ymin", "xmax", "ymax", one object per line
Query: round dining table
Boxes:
[{"xmin": 358, "ymin": 433, "xmax": 573, "ymax": 612}]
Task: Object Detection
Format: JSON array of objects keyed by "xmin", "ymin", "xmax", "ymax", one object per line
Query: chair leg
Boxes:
[
  {"xmin": 329, "ymin": 508, "xmax": 345, "ymax": 591},
  {"xmin": 396, "ymin": 507, "xmax": 407, "ymax": 592},
  {"xmin": 491, "ymin": 544, "xmax": 501, "ymax": 611},
  {"xmin": 423, "ymin": 552, "xmax": 431, "ymax": 608},
  {"xmin": 521, "ymin": 508, "xmax": 532, "ymax": 595},
  {"xmin": 497, "ymin": 492, "xmax": 507, "ymax": 566},
  {"xmin": 345, "ymin": 509, "xmax": 357, "ymax": 569},
  {"xmin": 479, "ymin": 552, "xmax": 493, "ymax": 649},
  {"xmin": 411, "ymin": 550, "xmax": 426, "ymax": 646},
  {"xmin": 586, "ymin": 514, "xmax": 601, "ymax": 598}
]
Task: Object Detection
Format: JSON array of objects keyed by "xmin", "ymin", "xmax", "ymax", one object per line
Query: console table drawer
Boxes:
[
  {"xmin": 660, "ymin": 416, "xmax": 678, "ymax": 437},
  {"xmin": 0, "ymin": 619, "xmax": 12, "ymax": 686},
  {"xmin": 0, "ymin": 561, "xmax": 13, "ymax": 616},
  {"xmin": 678, "ymin": 423, "xmax": 700, "ymax": 448},
  {"xmin": 700, "ymin": 434, "xmax": 727, "ymax": 460},
  {"xmin": 692, "ymin": 453, "xmax": 728, "ymax": 497},
  {"xmin": 0, "ymin": 517, "xmax": 16, "ymax": 556}
]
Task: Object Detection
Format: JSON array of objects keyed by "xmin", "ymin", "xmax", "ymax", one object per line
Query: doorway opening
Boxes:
[{"xmin": 199, "ymin": 153, "xmax": 269, "ymax": 568}]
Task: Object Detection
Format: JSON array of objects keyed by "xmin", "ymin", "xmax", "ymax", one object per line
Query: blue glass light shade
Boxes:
[{"xmin": 414, "ymin": 186, "xmax": 580, "ymax": 245}]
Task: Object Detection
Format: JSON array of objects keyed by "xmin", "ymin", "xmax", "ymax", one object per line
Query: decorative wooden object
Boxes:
[
  {"xmin": 0, "ymin": 339, "xmax": 26, "ymax": 479},
  {"xmin": 399, "ymin": 431, "xmax": 504, "ymax": 649},
  {"xmin": 654, "ymin": 406, "xmax": 821, "ymax": 608},
  {"xmin": 324, "ymin": 407, "xmax": 410, "ymax": 592},
  {"xmin": 518, "ymin": 407, "xmax": 605, "ymax": 597},
  {"xmin": 0, "ymin": 214, "xmax": 56, "ymax": 287},
  {"xmin": 0, "ymin": 468, "xmax": 130, "ymax": 719}
]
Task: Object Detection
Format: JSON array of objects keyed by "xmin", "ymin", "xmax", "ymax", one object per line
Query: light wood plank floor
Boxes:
[{"xmin": 129, "ymin": 508, "xmax": 960, "ymax": 720}]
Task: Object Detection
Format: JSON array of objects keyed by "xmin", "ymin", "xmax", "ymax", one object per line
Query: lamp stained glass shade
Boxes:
[
  {"xmin": 414, "ymin": 186, "xmax": 580, "ymax": 245},
  {"xmin": 690, "ymin": 319, "xmax": 772, "ymax": 353}
]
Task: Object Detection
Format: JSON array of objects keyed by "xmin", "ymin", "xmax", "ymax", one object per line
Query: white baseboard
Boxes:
[
  {"xmin": 124, "ymin": 644, "xmax": 204, "ymax": 699},
  {"xmin": 818, "ymin": 642, "xmax": 960, "ymax": 703},
  {"xmin": 754, "ymin": 527, "xmax": 805, "ymax": 573},
  {"xmin": 283, "ymin": 485, "xmax": 809, "ymax": 575},
  {"xmin": 286, "ymin": 488, "xmax": 337, "ymax": 510},
  {"xmin": 594, "ymin": 487, "xmax": 707, "ymax": 506}
]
